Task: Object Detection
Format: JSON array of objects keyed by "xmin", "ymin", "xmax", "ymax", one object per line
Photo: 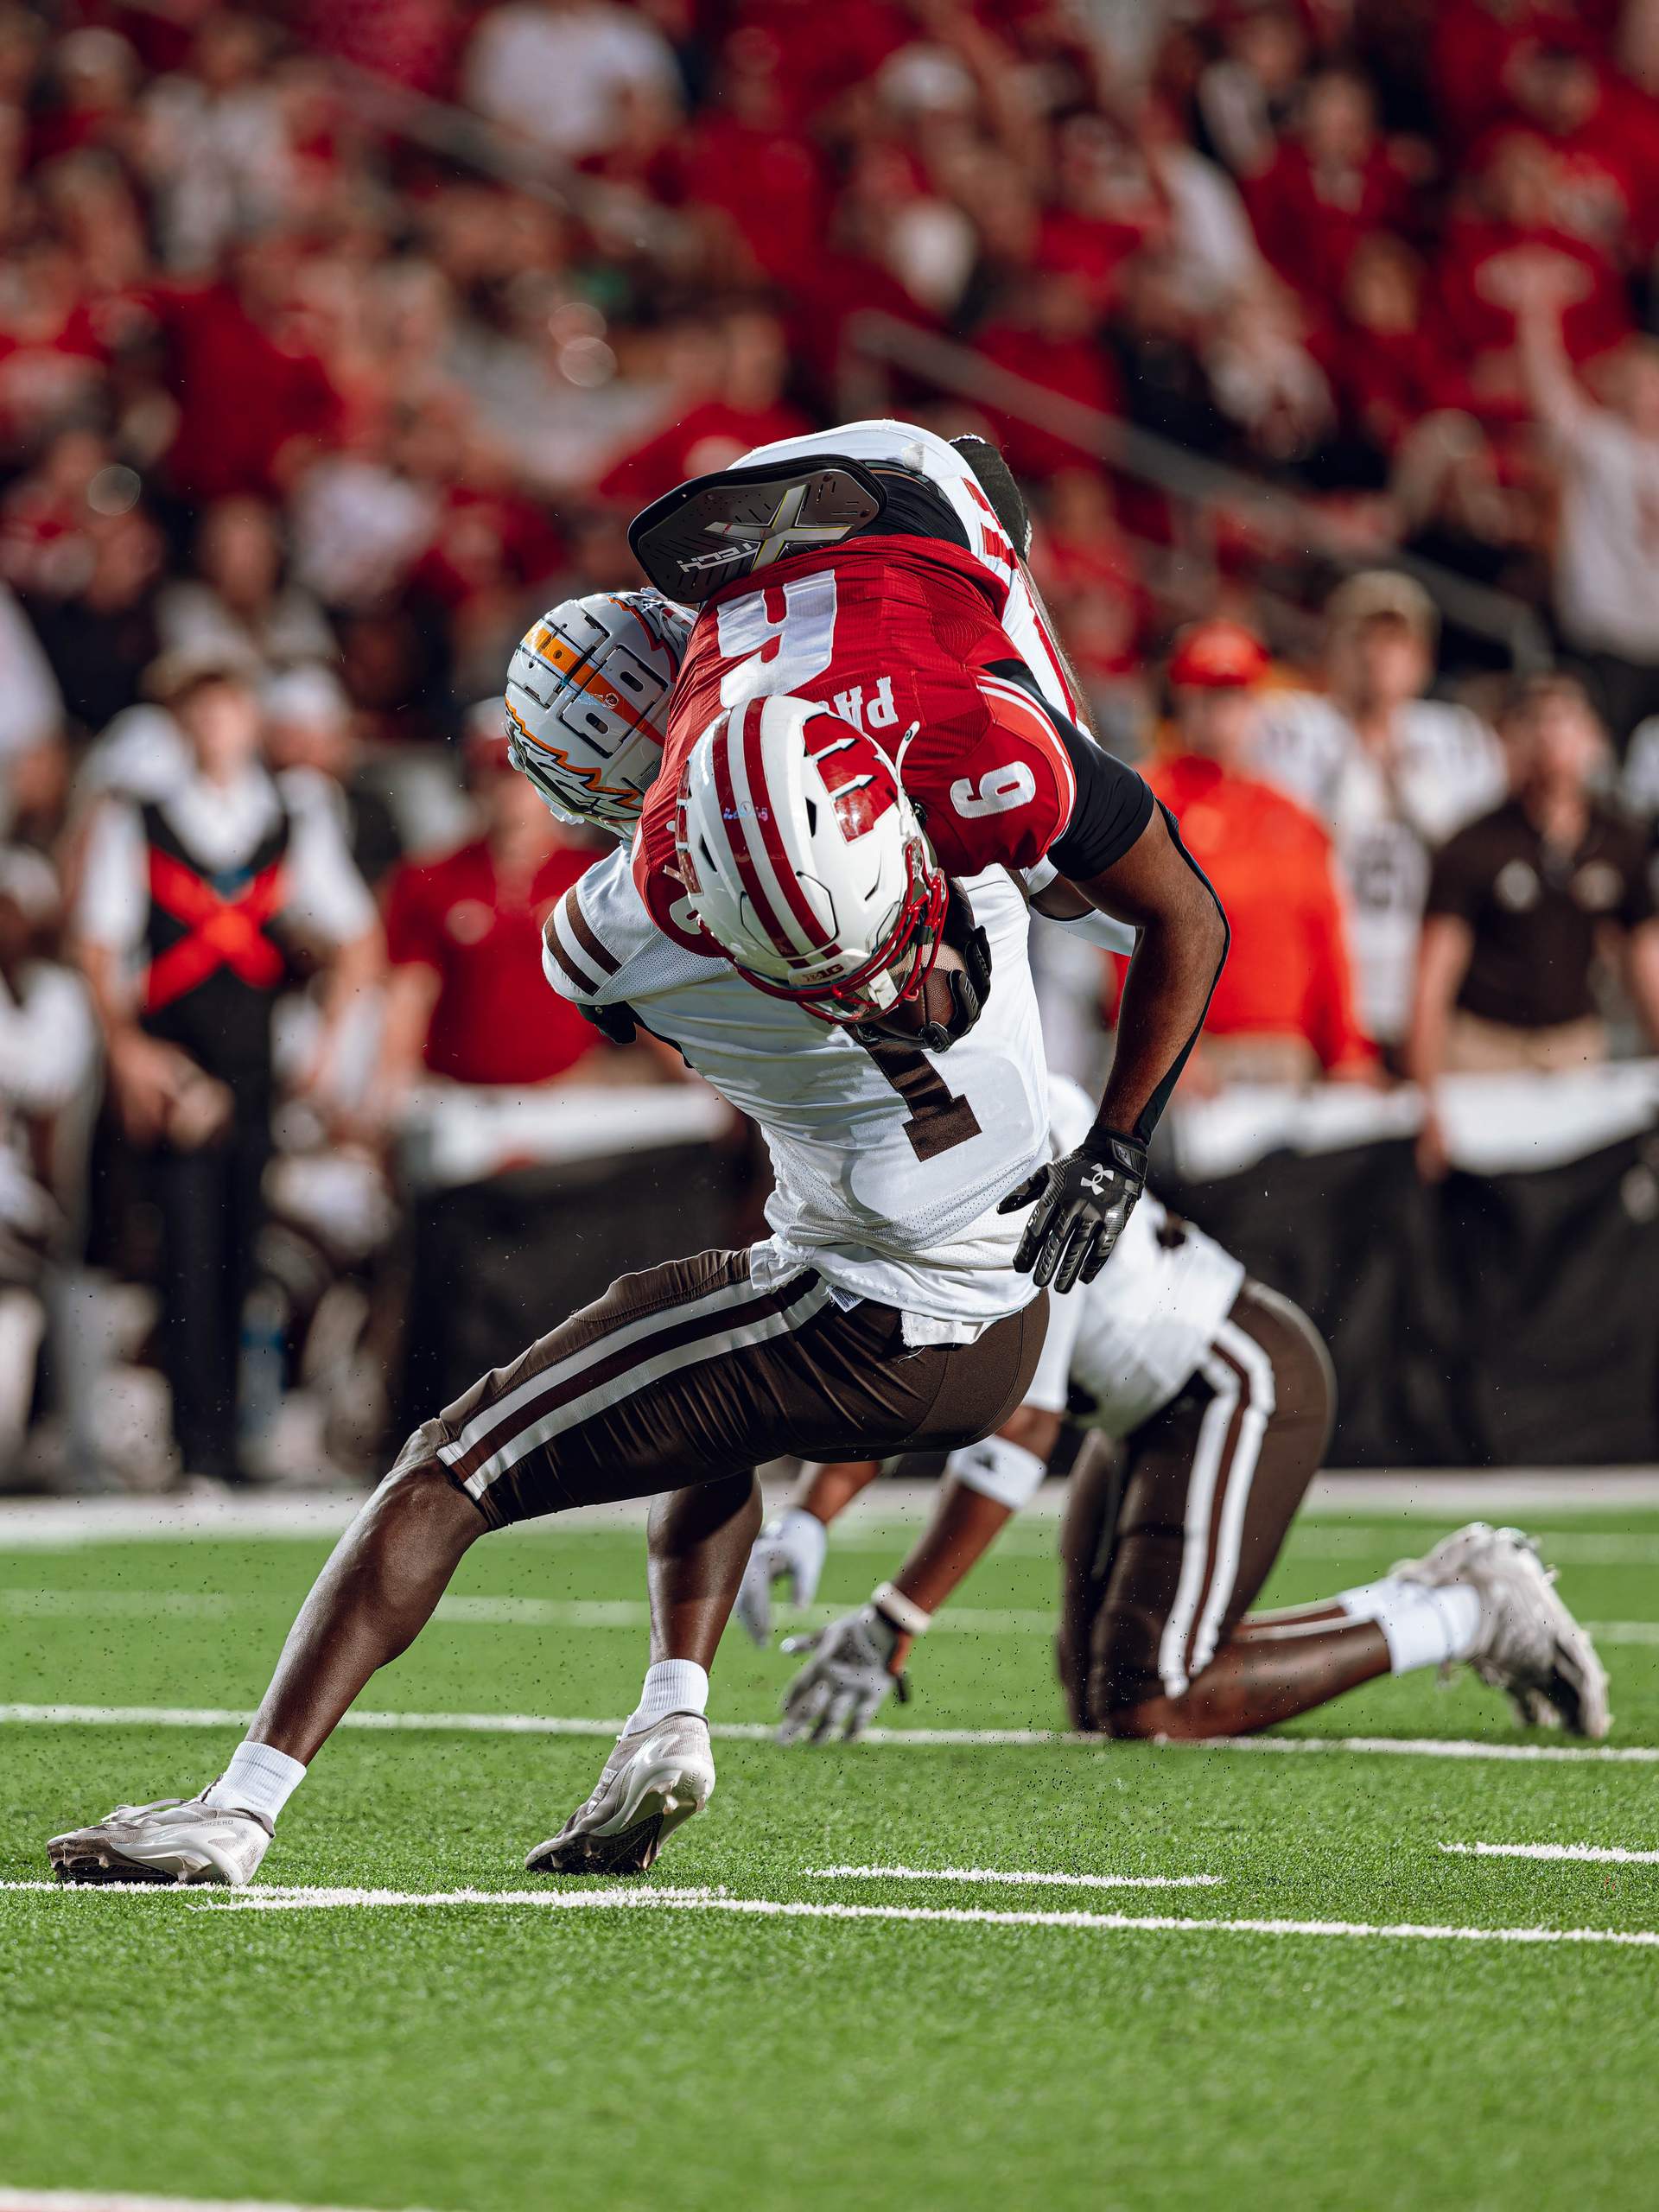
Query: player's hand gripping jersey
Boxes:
[
  {"xmin": 628, "ymin": 419, "xmax": 1154, "ymax": 950},
  {"xmin": 543, "ymin": 849, "xmax": 1051, "ymax": 1327}
]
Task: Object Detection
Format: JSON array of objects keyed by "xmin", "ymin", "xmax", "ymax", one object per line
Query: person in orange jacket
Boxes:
[{"xmin": 1118, "ymin": 620, "xmax": 1377, "ymax": 1088}]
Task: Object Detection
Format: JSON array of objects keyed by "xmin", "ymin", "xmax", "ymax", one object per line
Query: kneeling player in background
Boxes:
[{"xmin": 753, "ymin": 1081, "xmax": 1610, "ymax": 1745}]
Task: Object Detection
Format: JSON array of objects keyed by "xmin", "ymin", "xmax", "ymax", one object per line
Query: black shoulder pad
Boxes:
[
  {"xmin": 580, "ymin": 999, "xmax": 638, "ymax": 1045},
  {"xmin": 628, "ymin": 457, "xmax": 885, "ymax": 604},
  {"xmin": 950, "ymin": 435, "xmax": 1031, "ymax": 557}
]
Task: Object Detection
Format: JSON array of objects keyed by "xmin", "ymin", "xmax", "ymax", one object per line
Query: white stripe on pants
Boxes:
[{"xmin": 1155, "ymin": 1319, "xmax": 1275, "ymax": 1699}]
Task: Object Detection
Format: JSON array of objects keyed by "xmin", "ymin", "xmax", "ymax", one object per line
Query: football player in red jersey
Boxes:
[{"xmin": 628, "ymin": 417, "xmax": 1230, "ymax": 1296}]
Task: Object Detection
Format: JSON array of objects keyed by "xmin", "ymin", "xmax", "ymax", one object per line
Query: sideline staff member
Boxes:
[
  {"xmin": 75, "ymin": 645, "xmax": 378, "ymax": 1483},
  {"xmin": 1408, "ymin": 673, "xmax": 1659, "ymax": 1173}
]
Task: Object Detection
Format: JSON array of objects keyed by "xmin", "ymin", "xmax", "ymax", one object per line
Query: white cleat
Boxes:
[
  {"xmin": 48, "ymin": 1790, "xmax": 272, "ymax": 1887},
  {"xmin": 1395, "ymin": 1522, "xmax": 1611, "ymax": 1738},
  {"xmin": 525, "ymin": 1713, "xmax": 715, "ymax": 1876}
]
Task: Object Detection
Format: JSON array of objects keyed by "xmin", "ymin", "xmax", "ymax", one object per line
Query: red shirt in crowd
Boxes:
[
  {"xmin": 970, "ymin": 318, "xmax": 1122, "ymax": 480},
  {"xmin": 1136, "ymin": 752, "xmax": 1374, "ymax": 1074},
  {"xmin": 1427, "ymin": 0, "xmax": 1619, "ymax": 146},
  {"xmin": 1243, "ymin": 143, "xmax": 1413, "ymax": 303},
  {"xmin": 668, "ymin": 115, "xmax": 830, "ymax": 283},
  {"xmin": 1433, "ymin": 215, "xmax": 1632, "ymax": 372},
  {"xmin": 152, "ymin": 283, "xmax": 344, "ymax": 500},
  {"xmin": 385, "ymin": 836, "xmax": 601, "ymax": 1086},
  {"xmin": 596, "ymin": 397, "xmax": 814, "ymax": 510},
  {"xmin": 1312, "ymin": 315, "xmax": 1480, "ymax": 450},
  {"xmin": 1469, "ymin": 119, "xmax": 1648, "ymax": 263}
]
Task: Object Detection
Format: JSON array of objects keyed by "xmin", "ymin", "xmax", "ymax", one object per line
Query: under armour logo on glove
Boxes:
[{"xmin": 998, "ymin": 1131, "xmax": 1147, "ymax": 1294}]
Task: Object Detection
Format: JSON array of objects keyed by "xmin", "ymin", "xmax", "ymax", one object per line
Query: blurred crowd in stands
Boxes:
[{"xmin": 4, "ymin": 0, "xmax": 1659, "ymax": 1491}]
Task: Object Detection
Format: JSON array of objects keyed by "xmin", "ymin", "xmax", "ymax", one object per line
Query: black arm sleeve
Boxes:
[{"xmin": 982, "ymin": 658, "xmax": 1154, "ymax": 878}]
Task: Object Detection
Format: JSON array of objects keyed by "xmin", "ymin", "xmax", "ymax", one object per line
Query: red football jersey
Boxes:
[{"xmin": 633, "ymin": 531, "xmax": 1082, "ymax": 950}]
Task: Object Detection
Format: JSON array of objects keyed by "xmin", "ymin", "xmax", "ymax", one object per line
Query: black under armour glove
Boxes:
[{"xmin": 997, "ymin": 1130, "xmax": 1147, "ymax": 1294}]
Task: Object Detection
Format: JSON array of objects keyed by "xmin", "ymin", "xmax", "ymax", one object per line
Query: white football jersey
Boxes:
[
  {"xmin": 543, "ymin": 850, "xmax": 1051, "ymax": 1327},
  {"xmin": 1022, "ymin": 1077, "xmax": 1244, "ymax": 1436},
  {"xmin": 1249, "ymin": 690, "xmax": 1504, "ymax": 1046}
]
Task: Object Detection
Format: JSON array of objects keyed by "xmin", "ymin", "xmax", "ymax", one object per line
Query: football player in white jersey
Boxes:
[
  {"xmin": 752, "ymin": 1075, "xmax": 1609, "ymax": 1745},
  {"xmin": 48, "ymin": 555, "xmax": 1208, "ymax": 1887}
]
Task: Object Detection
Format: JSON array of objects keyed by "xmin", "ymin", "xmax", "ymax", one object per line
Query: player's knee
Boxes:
[
  {"xmin": 1097, "ymin": 1691, "xmax": 1210, "ymax": 1741},
  {"xmin": 997, "ymin": 1402, "xmax": 1062, "ymax": 1463},
  {"xmin": 368, "ymin": 1431, "xmax": 486, "ymax": 1544},
  {"xmin": 1085, "ymin": 1604, "xmax": 1179, "ymax": 1735}
]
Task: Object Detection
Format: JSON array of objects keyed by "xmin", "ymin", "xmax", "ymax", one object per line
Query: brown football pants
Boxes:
[
  {"xmin": 1057, "ymin": 1280, "xmax": 1334, "ymax": 1726},
  {"xmin": 396, "ymin": 1246, "xmax": 1047, "ymax": 1530}
]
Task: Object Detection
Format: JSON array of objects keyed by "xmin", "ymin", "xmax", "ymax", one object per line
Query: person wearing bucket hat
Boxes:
[
  {"xmin": 1250, "ymin": 570, "xmax": 1504, "ymax": 1058},
  {"xmin": 1117, "ymin": 620, "xmax": 1375, "ymax": 1087}
]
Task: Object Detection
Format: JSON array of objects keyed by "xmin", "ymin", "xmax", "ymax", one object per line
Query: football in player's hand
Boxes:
[{"xmin": 857, "ymin": 942, "xmax": 965, "ymax": 1043}]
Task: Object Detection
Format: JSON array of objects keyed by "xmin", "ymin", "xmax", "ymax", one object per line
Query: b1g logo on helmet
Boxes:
[{"xmin": 805, "ymin": 718, "xmax": 897, "ymax": 845}]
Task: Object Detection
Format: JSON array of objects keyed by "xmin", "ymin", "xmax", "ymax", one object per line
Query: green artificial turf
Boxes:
[{"xmin": 2, "ymin": 1504, "xmax": 1656, "ymax": 2212}]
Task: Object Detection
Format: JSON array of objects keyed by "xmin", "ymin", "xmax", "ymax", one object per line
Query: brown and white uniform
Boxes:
[
  {"xmin": 397, "ymin": 850, "xmax": 1053, "ymax": 1528},
  {"xmin": 1038, "ymin": 1078, "xmax": 1335, "ymax": 1724}
]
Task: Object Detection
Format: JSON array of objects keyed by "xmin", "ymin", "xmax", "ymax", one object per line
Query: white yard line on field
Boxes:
[
  {"xmin": 1440, "ymin": 1840, "xmax": 1659, "ymax": 1866},
  {"xmin": 0, "ymin": 2190, "xmax": 447, "ymax": 2212},
  {"xmin": 3, "ymin": 1701, "xmax": 1659, "ymax": 1762},
  {"xmin": 0, "ymin": 1589, "xmax": 1056, "ymax": 1636},
  {"xmin": 3, "ymin": 1472, "xmax": 1659, "ymax": 1552},
  {"xmin": 805, "ymin": 1864, "xmax": 1221, "ymax": 1889},
  {"xmin": 6, "ymin": 1587, "xmax": 1658, "ymax": 1644},
  {"xmin": 1285, "ymin": 1529, "xmax": 1659, "ymax": 1568},
  {"xmin": 10, "ymin": 1878, "xmax": 1659, "ymax": 1948}
]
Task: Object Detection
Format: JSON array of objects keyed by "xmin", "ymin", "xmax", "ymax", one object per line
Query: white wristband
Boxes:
[{"xmin": 871, "ymin": 1581, "xmax": 932, "ymax": 1637}]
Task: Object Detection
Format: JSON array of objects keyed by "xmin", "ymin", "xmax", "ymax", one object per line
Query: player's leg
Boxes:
[
  {"xmin": 1057, "ymin": 1424, "xmax": 1380, "ymax": 1734},
  {"xmin": 526, "ymin": 1274, "xmax": 1044, "ymax": 1858},
  {"xmin": 1065, "ymin": 1281, "xmax": 1379, "ymax": 1738},
  {"xmin": 1062, "ymin": 1285, "xmax": 1608, "ymax": 1739},
  {"xmin": 523, "ymin": 1477, "xmax": 761, "ymax": 1878},
  {"xmin": 49, "ymin": 1251, "xmax": 1043, "ymax": 1882}
]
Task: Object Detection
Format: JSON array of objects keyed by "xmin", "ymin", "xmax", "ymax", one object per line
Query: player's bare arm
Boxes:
[
  {"xmin": 1071, "ymin": 803, "xmax": 1230, "ymax": 1141},
  {"xmin": 1001, "ymin": 804, "xmax": 1229, "ymax": 1295}
]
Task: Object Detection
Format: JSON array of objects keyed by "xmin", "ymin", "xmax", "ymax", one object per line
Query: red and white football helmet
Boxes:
[
  {"xmin": 505, "ymin": 588, "xmax": 693, "ymax": 833},
  {"xmin": 673, "ymin": 694, "xmax": 950, "ymax": 1026}
]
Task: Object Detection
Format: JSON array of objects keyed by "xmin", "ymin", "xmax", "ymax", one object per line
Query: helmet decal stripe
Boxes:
[
  {"xmin": 735, "ymin": 700, "xmax": 837, "ymax": 956},
  {"xmin": 709, "ymin": 703, "xmax": 804, "ymax": 961}
]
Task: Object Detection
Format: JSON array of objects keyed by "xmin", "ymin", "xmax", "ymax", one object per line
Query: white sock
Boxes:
[
  {"xmin": 626, "ymin": 1659, "xmax": 709, "ymax": 1735},
  {"xmin": 203, "ymin": 1740, "xmax": 308, "ymax": 1825},
  {"xmin": 1338, "ymin": 1576, "xmax": 1482, "ymax": 1675}
]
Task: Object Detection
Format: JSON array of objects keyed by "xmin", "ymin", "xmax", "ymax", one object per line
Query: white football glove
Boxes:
[
  {"xmin": 734, "ymin": 1509, "xmax": 829, "ymax": 1646},
  {"xmin": 778, "ymin": 1606, "xmax": 905, "ymax": 1745}
]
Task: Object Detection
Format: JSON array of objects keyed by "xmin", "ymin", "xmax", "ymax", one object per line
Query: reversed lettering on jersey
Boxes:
[
  {"xmin": 950, "ymin": 763, "xmax": 1038, "ymax": 818},
  {"xmin": 716, "ymin": 571, "xmax": 838, "ymax": 708}
]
